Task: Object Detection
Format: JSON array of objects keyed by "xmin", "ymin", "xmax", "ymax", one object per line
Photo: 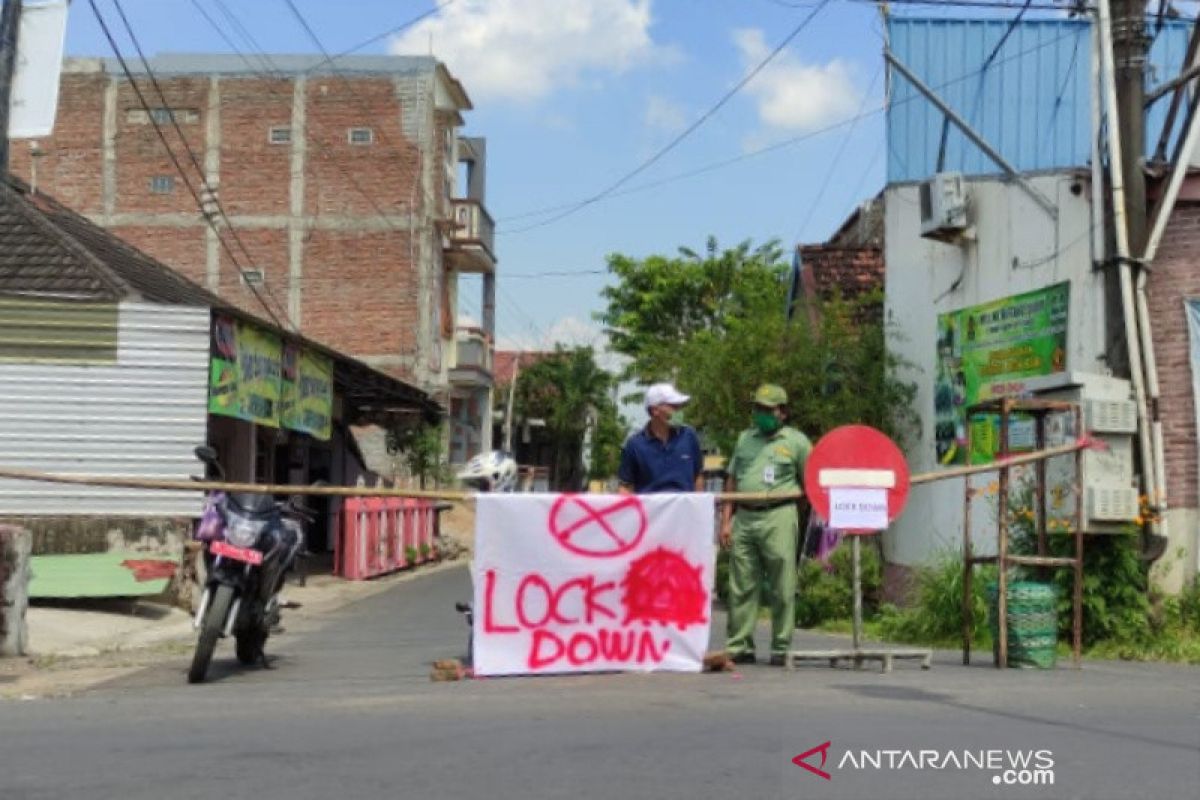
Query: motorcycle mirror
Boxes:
[{"xmin": 194, "ymin": 445, "xmax": 218, "ymax": 464}]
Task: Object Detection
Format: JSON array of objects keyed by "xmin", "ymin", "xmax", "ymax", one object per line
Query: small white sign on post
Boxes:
[{"xmin": 829, "ymin": 487, "xmax": 888, "ymax": 530}]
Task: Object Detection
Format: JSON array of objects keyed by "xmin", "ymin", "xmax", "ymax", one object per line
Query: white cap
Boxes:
[{"xmin": 645, "ymin": 382, "xmax": 691, "ymax": 410}]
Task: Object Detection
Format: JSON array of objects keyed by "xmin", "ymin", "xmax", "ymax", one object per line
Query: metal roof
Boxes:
[{"xmin": 886, "ymin": 16, "xmax": 1190, "ymax": 183}]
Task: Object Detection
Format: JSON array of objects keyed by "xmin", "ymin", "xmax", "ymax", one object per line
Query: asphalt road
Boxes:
[{"xmin": 1, "ymin": 565, "xmax": 1197, "ymax": 800}]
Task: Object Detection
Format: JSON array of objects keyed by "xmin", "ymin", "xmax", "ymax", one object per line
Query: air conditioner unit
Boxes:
[
  {"xmin": 919, "ymin": 171, "xmax": 969, "ymax": 242},
  {"xmin": 1087, "ymin": 485, "xmax": 1140, "ymax": 522}
]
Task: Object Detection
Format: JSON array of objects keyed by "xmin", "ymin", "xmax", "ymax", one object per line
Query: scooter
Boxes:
[{"xmin": 188, "ymin": 446, "xmax": 310, "ymax": 684}]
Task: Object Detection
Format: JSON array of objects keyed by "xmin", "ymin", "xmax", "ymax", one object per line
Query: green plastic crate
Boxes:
[{"xmin": 987, "ymin": 581, "xmax": 1059, "ymax": 669}]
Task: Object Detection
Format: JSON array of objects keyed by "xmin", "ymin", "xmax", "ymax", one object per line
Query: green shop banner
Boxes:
[
  {"xmin": 209, "ymin": 316, "xmax": 283, "ymax": 426},
  {"xmin": 281, "ymin": 344, "xmax": 333, "ymax": 441},
  {"xmin": 934, "ymin": 283, "xmax": 1069, "ymax": 465}
]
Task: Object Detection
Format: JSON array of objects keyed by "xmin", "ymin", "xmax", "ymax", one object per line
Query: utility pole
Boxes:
[
  {"xmin": 1111, "ymin": 0, "xmax": 1150, "ymax": 257},
  {"xmin": 0, "ymin": 0, "xmax": 23, "ymax": 173},
  {"xmin": 503, "ymin": 357, "xmax": 519, "ymax": 453}
]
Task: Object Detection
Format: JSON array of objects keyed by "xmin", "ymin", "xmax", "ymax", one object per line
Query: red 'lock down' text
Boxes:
[{"xmin": 482, "ymin": 569, "xmax": 672, "ymax": 669}]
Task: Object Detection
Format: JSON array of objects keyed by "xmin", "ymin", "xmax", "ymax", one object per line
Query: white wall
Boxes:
[
  {"xmin": 0, "ymin": 302, "xmax": 210, "ymax": 516},
  {"xmin": 884, "ymin": 173, "xmax": 1108, "ymax": 566}
]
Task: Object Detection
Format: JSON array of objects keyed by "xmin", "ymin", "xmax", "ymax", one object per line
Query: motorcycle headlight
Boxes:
[{"xmin": 225, "ymin": 513, "xmax": 266, "ymax": 548}]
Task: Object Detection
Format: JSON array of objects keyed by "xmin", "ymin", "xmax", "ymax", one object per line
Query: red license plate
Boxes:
[{"xmin": 210, "ymin": 540, "xmax": 263, "ymax": 565}]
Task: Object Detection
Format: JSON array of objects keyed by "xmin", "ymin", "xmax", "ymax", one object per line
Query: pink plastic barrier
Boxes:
[{"xmin": 335, "ymin": 497, "xmax": 439, "ymax": 580}]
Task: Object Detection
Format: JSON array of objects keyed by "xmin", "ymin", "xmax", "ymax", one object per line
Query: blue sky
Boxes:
[{"xmin": 63, "ymin": 0, "xmax": 892, "ymax": 352}]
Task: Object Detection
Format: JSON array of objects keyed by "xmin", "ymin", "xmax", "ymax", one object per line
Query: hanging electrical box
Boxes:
[{"xmin": 1030, "ymin": 373, "xmax": 1139, "ymax": 533}]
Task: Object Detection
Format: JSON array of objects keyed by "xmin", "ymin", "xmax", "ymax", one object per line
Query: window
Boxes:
[
  {"xmin": 348, "ymin": 127, "xmax": 373, "ymax": 145},
  {"xmin": 149, "ymin": 175, "xmax": 175, "ymax": 194},
  {"xmin": 269, "ymin": 126, "xmax": 292, "ymax": 145},
  {"xmin": 127, "ymin": 107, "xmax": 199, "ymax": 125},
  {"xmin": 240, "ymin": 269, "xmax": 264, "ymax": 286}
]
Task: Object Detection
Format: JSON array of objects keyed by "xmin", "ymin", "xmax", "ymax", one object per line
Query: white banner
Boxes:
[
  {"xmin": 10, "ymin": 0, "xmax": 69, "ymax": 139},
  {"xmin": 473, "ymin": 493, "xmax": 716, "ymax": 676}
]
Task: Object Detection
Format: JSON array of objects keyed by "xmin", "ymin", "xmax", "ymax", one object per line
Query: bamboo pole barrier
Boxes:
[{"xmin": 0, "ymin": 438, "xmax": 1096, "ymax": 503}]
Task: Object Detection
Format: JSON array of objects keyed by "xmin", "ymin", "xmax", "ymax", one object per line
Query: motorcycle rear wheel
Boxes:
[{"xmin": 188, "ymin": 584, "xmax": 234, "ymax": 684}]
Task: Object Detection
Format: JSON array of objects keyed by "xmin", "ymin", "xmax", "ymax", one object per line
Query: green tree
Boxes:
[
  {"xmin": 597, "ymin": 237, "xmax": 787, "ymax": 382},
  {"xmin": 386, "ymin": 420, "xmax": 448, "ymax": 489},
  {"xmin": 516, "ymin": 346, "xmax": 621, "ymax": 489},
  {"xmin": 598, "ymin": 238, "xmax": 918, "ymax": 453}
]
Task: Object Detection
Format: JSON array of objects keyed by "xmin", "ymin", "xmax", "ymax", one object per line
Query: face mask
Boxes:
[{"xmin": 752, "ymin": 410, "xmax": 781, "ymax": 434}]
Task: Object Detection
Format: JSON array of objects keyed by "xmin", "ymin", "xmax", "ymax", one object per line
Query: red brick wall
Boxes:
[
  {"xmin": 109, "ymin": 225, "xmax": 208, "ymax": 288},
  {"xmin": 302, "ymin": 228, "xmax": 417, "ymax": 361},
  {"xmin": 217, "ymin": 227, "xmax": 291, "ymax": 319},
  {"xmin": 304, "ymin": 78, "xmax": 419, "ymax": 218},
  {"xmin": 11, "ymin": 73, "xmax": 107, "ymax": 212},
  {"xmin": 114, "ymin": 78, "xmax": 211, "ymax": 217},
  {"xmin": 1147, "ymin": 201, "xmax": 1200, "ymax": 509},
  {"xmin": 11, "ymin": 69, "xmax": 435, "ymax": 386},
  {"xmin": 219, "ymin": 78, "xmax": 294, "ymax": 217}
]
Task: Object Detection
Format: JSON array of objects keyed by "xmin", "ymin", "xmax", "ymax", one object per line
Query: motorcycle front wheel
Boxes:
[
  {"xmin": 235, "ymin": 627, "xmax": 267, "ymax": 665},
  {"xmin": 188, "ymin": 584, "xmax": 234, "ymax": 684}
]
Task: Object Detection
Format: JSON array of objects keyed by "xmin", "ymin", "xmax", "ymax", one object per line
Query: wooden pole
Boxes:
[
  {"xmin": 996, "ymin": 400, "xmax": 1011, "ymax": 669},
  {"xmin": 0, "ymin": 439, "xmax": 1094, "ymax": 502},
  {"xmin": 962, "ymin": 421, "xmax": 974, "ymax": 665},
  {"xmin": 1036, "ymin": 414, "xmax": 1048, "ymax": 561},
  {"xmin": 1073, "ymin": 405, "xmax": 1085, "ymax": 667}
]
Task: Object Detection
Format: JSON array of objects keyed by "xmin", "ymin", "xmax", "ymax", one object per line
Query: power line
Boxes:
[
  {"xmin": 88, "ymin": 0, "xmax": 286, "ymax": 330},
  {"xmin": 792, "ymin": 62, "xmax": 882, "ymax": 243},
  {"xmin": 304, "ymin": 0, "xmax": 460, "ymax": 71},
  {"xmin": 110, "ymin": 0, "xmax": 294, "ymax": 329},
  {"xmin": 504, "ymin": 269, "xmax": 609, "ymax": 279},
  {"xmin": 503, "ymin": 0, "xmax": 835, "ymax": 234},
  {"xmin": 497, "ymin": 23, "xmax": 1083, "ymax": 229},
  {"xmin": 188, "ymin": 0, "xmax": 411, "ymax": 231}
]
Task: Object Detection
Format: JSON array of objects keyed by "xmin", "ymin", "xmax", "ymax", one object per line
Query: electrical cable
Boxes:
[
  {"xmin": 792, "ymin": 62, "xmax": 882, "ymax": 243},
  {"xmin": 110, "ymin": 0, "xmax": 295, "ymax": 329},
  {"xmin": 498, "ymin": 24, "xmax": 1082, "ymax": 229},
  {"xmin": 88, "ymin": 0, "xmax": 286, "ymax": 330},
  {"xmin": 502, "ymin": 0, "xmax": 835, "ymax": 233}
]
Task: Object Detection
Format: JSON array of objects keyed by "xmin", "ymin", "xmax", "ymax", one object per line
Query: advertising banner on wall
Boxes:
[
  {"xmin": 208, "ymin": 316, "xmax": 282, "ymax": 427},
  {"xmin": 934, "ymin": 283, "xmax": 1069, "ymax": 464},
  {"xmin": 281, "ymin": 344, "xmax": 333, "ymax": 441}
]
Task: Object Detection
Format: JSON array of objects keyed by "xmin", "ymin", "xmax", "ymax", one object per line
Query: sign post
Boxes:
[{"xmin": 790, "ymin": 425, "xmax": 932, "ymax": 673}]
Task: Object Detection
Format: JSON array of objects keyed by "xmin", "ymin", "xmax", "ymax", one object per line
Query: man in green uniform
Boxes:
[{"xmin": 719, "ymin": 384, "xmax": 812, "ymax": 666}]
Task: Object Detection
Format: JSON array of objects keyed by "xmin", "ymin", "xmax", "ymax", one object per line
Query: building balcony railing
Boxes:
[{"xmin": 445, "ymin": 199, "xmax": 496, "ymax": 274}]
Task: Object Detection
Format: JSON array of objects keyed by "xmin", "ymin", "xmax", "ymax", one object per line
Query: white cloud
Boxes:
[
  {"xmin": 496, "ymin": 316, "xmax": 626, "ymax": 372},
  {"xmin": 644, "ymin": 94, "xmax": 687, "ymax": 132},
  {"xmin": 390, "ymin": 0, "xmax": 672, "ymax": 103},
  {"xmin": 733, "ymin": 27, "xmax": 859, "ymax": 133}
]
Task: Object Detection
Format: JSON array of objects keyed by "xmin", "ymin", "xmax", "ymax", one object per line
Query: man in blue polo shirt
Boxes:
[{"xmin": 617, "ymin": 383, "xmax": 704, "ymax": 494}]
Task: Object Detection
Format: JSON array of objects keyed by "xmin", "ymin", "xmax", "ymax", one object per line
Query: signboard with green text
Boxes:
[
  {"xmin": 208, "ymin": 316, "xmax": 336, "ymax": 440},
  {"xmin": 281, "ymin": 344, "xmax": 333, "ymax": 440},
  {"xmin": 934, "ymin": 283, "xmax": 1069, "ymax": 465}
]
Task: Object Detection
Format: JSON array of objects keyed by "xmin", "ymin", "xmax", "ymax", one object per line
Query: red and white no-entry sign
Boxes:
[{"xmin": 803, "ymin": 425, "xmax": 911, "ymax": 533}]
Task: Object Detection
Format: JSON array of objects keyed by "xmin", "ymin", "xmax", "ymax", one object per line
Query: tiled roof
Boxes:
[
  {"xmin": 797, "ymin": 245, "xmax": 884, "ymax": 302},
  {"xmin": 493, "ymin": 350, "xmax": 555, "ymax": 386},
  {"xmin": 0, "ymin": 179, "xmax": 225, "ymax": 307}
]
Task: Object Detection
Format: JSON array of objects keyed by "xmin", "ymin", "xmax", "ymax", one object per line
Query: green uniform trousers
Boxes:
[{"xmin": 725, "ymin": 504, "xmax": 799, "ymax": 656}]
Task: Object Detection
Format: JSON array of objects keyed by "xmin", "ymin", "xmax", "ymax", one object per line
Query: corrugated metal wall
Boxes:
[
  {"xmin": 887, "ymin": 17, "xmax": 1190, "ymax": 183},
  {"xmin": 0, "ymin": 302, "xmax": 210, "ymax": 516}
]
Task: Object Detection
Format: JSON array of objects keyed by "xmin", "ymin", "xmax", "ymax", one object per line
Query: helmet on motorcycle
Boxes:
[{"xmin": 456, "ymin": 450, "xmax": 519, "ymax": 492}]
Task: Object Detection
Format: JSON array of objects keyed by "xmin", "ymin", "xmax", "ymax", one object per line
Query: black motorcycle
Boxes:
[{"xmin": 189, "ymin": 446, "xmax": 310, "ymax": 684}]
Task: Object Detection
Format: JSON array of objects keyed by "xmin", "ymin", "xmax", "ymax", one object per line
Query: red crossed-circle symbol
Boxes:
[{"xmin": 548, "ymin": 494, "xmax": 648, "ymax": 558}]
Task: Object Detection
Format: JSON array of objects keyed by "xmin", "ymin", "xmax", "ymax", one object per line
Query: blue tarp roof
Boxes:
[{"xmin": 887, "ymin": 16, "xmax": 1192, "ymax": 183}]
